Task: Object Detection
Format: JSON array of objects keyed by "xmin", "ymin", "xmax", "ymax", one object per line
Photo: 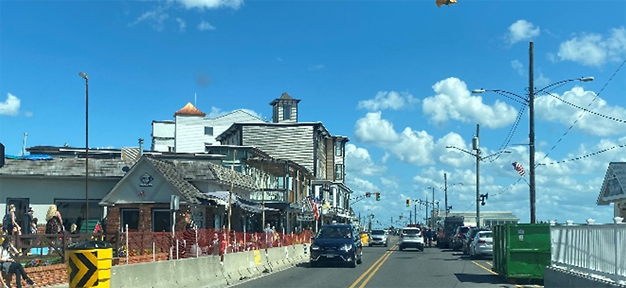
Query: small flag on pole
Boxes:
[{"xmin": 512, "ymin": 162, "xmax": 525, "ymax": 176}]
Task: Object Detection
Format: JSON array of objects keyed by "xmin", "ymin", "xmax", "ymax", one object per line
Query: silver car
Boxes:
[
  {"xmin": 398, "ymin": 227, "xmax": 424, "ymax": 251},
  {"xmin": 469, "ymin": 230, "xmax": 493, "ymax": 259},
  {"xmin": 368, "ymin": 229, "xmax": 389, "ymax": 247}
]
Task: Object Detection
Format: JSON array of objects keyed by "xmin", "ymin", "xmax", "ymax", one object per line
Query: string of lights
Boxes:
[
  {"xmin": 538, "ymin": 58, "xmax": 626, "ymax": 163},
  {"xmin": 536, "ymin": 143, "xmax": 626, "ymax": 166}
]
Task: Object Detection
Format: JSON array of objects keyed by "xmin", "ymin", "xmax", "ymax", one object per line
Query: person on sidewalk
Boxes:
[{"xmin": 0, "ymin": 238, "xmax": 35, "ymax": 288}]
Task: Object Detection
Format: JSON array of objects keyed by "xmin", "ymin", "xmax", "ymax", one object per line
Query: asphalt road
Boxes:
[{"xmin": 232, "ymin": 237, "xmax": 544, "ymax": 288}]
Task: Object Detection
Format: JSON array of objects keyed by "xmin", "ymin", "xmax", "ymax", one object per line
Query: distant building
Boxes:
[
  {"xmin": 151, "ymin": 103, "xmax": 264, "ymax": 153},
  {"xmin": 442, "ymin": 211, "xmax": 519, "ymax": 228}
]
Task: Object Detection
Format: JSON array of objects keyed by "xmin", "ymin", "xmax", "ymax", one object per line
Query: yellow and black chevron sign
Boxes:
[{"xmin": 67, "ymin": 250, "xmax": 99, "ymax": 288}]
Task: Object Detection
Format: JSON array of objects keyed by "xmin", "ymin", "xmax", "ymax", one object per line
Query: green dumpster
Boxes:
[
  {"xmin": 66, "ymin": 240, "xmax": 113, "ymax": 288},
  {"xmin": 492, "ymin": 223, "xmax": 551, "ymax": 280}
]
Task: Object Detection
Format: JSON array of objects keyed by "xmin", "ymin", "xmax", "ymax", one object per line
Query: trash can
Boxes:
[
  {"xmin": 493, "ymin": 223, "xmax": 551, "ymax": 280},
  {"xmin": 65, "ymin": 240, "xmax": 113, "ymax": 288}
]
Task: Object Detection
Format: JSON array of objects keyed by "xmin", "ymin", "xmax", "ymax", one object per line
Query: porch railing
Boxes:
[{"xmin": 550, "ymin": 217, "xmax": 625, "ymax": 285}]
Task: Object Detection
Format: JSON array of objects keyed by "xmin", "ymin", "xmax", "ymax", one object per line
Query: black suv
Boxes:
[
  {"xmin": 451, "ymin": 226, "xmax": 472, "ymax": 251},
  {"xmin": 310, "ymin": 224, "xmax": 363, "ymax": 268}
]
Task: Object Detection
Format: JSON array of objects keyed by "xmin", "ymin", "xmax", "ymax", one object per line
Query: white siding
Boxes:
[{"xmin": 153, "ymin": 110, "xmax": 264, "ymax": 153}]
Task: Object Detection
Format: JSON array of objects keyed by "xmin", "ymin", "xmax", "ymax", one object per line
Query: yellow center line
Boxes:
[
  {"xmin": 357, "ymin": 248, "xmax": 395, "ymax": 288},
  {"xmin": 348, "ymin": 244, "xmax": 397, "ymax": 288},
  {"xmin": 471, "ymin": 261, "xmax": 498, "ymax": 276}
]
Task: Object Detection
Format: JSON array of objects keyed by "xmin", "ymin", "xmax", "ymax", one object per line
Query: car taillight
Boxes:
[{"xmin": 456, "ymin": 233, "xmax": 462, "ymax": 237}]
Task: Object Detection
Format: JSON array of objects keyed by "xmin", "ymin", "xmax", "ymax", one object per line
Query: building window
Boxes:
[
  {"xmin": 335, "ymin": 164, "xmax": 343, "ymax": 180},
  {"xmin": 283, "ymin": 105, "xmax": 291, "ymax": 120},
  {"xmin": 55, "ymin": 199, "xmax": 101, "ymax": 232},
  {"xmin": 120, "ymin": 208, "xmax": 140, "ymax": 231},
  {"xmin": 204, "ymin": 126, "xmax": 214, "ymax": 136},
  {"xmin": 335, "ymin": 142, "xmax": 342, "ymax": 156},
  {"xmin": 152, "ymin": 208, "xmax": 171, "ymax": 232},
  {"xmin": 167, "ymin": 146, "xmax": 174, "ymax": 152}
]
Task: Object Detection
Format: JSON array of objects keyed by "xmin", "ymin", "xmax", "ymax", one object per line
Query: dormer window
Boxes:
[{"xmin": 204, "ymin": 126, "xmax": 214, "ymax": 136}]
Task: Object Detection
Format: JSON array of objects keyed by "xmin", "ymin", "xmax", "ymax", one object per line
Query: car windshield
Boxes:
[
  {"xmin": 403, "ymin": 229, "xmax": 419, "ymax": 235},
  {"xmin": 478, "ymin": 232, "xmax": 493, "ymax": 238},
  {"xmin": 317, "ymin": 227, "xmax": 351, "ymax": 239},
  {"xmin": 371, "ymin": 230, "xmax": 385, "ymax": 235}
]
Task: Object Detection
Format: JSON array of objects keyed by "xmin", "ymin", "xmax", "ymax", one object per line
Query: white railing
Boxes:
[{"xmin": 550, "ymin": 217, "xmax": 625, "ymax": 285}]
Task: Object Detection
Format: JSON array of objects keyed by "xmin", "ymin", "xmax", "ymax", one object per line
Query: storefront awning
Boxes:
[{"xmin": 203, "ymin": 191, "xmax": 278, "ymax": 213}]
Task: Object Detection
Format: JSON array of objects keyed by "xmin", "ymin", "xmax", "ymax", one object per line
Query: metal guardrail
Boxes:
[{"xmin": 550, "ymin": 217, "xmax": 625, "ymax": 285}]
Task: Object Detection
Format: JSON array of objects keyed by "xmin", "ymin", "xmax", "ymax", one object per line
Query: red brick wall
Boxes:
[{"xmin": 105, "ymin": 204, "xmax": 189, "ymax": 233}]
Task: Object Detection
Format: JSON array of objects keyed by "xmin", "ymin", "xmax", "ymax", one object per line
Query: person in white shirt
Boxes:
[{"xmin": 0, "ymin": 238, "xmax": 35, "ymax": 288}]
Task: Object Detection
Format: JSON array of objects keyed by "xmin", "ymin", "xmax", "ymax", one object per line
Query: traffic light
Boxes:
[
  {"xmin": 375, "ymin": 192, "xmax": 381, "ymax": 201},
  {"xmin": 406, "ymin": 199, "xmax": 410, "ymax": 207}
]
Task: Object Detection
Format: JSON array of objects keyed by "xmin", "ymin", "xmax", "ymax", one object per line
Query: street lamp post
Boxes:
[
  {"xmin": 471, "ymin": 41, "xmax": 593, "ymax": 223},
  {"xmin": 446, "ymin": 141, "xmax": 510, "ymax": 229},
  {"xmin": 78, "ymin": 72, "xmax": 89, "ymax": 233}
]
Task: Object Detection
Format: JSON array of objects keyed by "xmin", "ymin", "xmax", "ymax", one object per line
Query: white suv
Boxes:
[{"xmin": 398, "ymin": 227, "xmax": 424, "ymax": 251}]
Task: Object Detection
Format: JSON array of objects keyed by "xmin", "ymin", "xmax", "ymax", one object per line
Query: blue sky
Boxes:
[{"xmin": 2, "ymin": 0, "xmax": 626, "ymax": 225}]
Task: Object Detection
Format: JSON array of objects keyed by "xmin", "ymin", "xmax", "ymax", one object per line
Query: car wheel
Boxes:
[
  {"xmin": 310, "ymin": 261, "xmax": 318, "ymax": 268},
  {"xmin": 399, "ymin": 245, "xmax": 404, "ymax": 251},
  {"xmin": 357, "ymin": 257, "xmax": 362, "ymax": 264},
  {"xmin": 368, "ymin": 244, "xmax": 372, "ymax": 247}
]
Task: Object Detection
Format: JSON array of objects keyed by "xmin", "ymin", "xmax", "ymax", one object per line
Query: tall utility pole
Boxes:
[
  {"xmin": 78, "ymin": 72, "xmax": 89, "ymax": 233},
  {"xmin": 414, "ymin": 202, "xmax": 417, "ymax": 225},
  {"xmin": 431, "ymin": 186, "xmax": 435, "ymax": 227},
  {"xmin": 444, "ymin": 173, "xmax": 448, "ymax": 218},
  {"xmin": 473, "ymin": 124, "xmax": 481, "ymax": 229},
  {"xmin": 529, "ymin": 42, "xmax": 536, "ymax": 224}
]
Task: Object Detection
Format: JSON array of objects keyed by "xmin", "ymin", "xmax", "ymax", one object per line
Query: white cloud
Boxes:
[
  {"xmin": 345, "ymin": 144, "xmax": 387, "ymax": 176},
  {"xmin": 307, "ymin": 64, "xmax": 325, "ymax": 71},
  {"xmin": 535, "ymin": 72, "xmax": 551, "ymax": 87},
  {"xmin": 354, "ymin": 112, "xmax": 399, "ymax": 144},
  {"xmin": 422, "ymin": 77, "xmax": 519, "ymax": 129},
  {"xmin": 176, "ymin": 18, "xmax": 186, "ymax": 32},
  {"xmin": 354, "ymin": 112, "xmax": 436, "ymax": 166},
  {"xmin": 130, "ymin": 7, "xmax": 169, "ymax": 31},
  {"xmin": 557, "ymin": 27, "xmax": 626, "ymax": 67},
  {"xmin": 0, "ymin": 93, "xmax": 20, "ymax": 116},
  {"xmin": 175, "ymin": 0, "xmax": 243, "ymax": 9},
  {"xmin": 507, "ymin": 20, "xmax": 540, "ymax": 45},
  {"xmin": 511, "ymin": 60, "xmax": 524, "ymax": 76},
  {"xmin": 197, "ymin": 20, "xmax": 216, "ymax": 31},
  {"xmin": 357, "ymin": 91, "xmax": 419, "ymax": 111},
  {"xmin": 535, "ymin": 86, "xmax": 626, "ymax": 136}
]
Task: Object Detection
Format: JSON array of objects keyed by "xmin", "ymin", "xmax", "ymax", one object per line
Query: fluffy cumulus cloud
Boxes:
[
  {"xmin": 354, "ymin": 112, "xmax": 436, "ymax": 166},
  {"xmin": 507, "ymin": 20, "xmax": 540, "ymax": 45},
  {"xmin": 357, "ymin": 91, "xmax": 419, "ymax": 111},
  {"xmin": 557, "ymin": 27, "xmax": 626, "ymax": 67},
  {"xmin": 175, "ymin": 0, "xmax": 243, "ymax": 9},
  {"xmin": 535, "ymin": 86, "xmax": 626, "ymax": 136},
  {"xmin": 0, "ymin": 93, "xmax": 20, "ymax": 116},
  {"xmin": 422, "ymin": 77, "xmax": 519, "ymax": 129},
  {"xmin": 345, "ymin": 144, "xmax": 386, "ymax": 176},
  {"xmin": 354, "ymin": 112, "xmax": 399, "ymax": 144}
]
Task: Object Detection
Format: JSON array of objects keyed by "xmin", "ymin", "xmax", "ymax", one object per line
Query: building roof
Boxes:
[
  {"xmin": 174, "ymin": 102, "xmax": 206, "ymax": 117},
  {"xmin": 0, "ymin": 157, "xmax": 128, "ymax": 178},
  {"xmin": 167, "ymin": 158, "xmax": 257, "ymax": 191},
  {"xmin": 597, "ymin": 162, "xmax": 626, "ymax": 205},
  {"xmin": 269, "ymin": 92, "xmax": 301, "ymax": 105}
]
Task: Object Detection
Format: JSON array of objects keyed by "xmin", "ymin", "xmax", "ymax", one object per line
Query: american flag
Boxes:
[
  {"xmin": 512, "ymin": 162, "xmax": 525, "ymax": 176},
  {"xmin": 309, "ymin": 197, "xmax": 320, "ymax": 221}
]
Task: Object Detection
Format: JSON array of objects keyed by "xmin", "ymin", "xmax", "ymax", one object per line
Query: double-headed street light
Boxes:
[
  {"xmin": 471, "ymin": 42, "xmax": 593, "ymax": 224},
  {"xmin": 447, "ymin": 132, "xmax": 510, "ymax": 229},
  {"xmin": 78, "ymin": 72, "xmax": 89, "ymax": 233}
]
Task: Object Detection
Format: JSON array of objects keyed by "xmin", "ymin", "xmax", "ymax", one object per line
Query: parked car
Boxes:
[
  {"xmin": 451, "ymin": 226, "xmax": 472, "ymax": 251},
  {"xmin": 398, "ymin": 227, "xmax": 424, "ymax": 251},
  {"xmin": 462, "ymin": 227, "xmax": 490, "ymax": 255},
  {"xmin": 310, "ymin": 224, "xmax": 363, "ymax": 267},
  {"xmin": 469, "ymin": 230, "xmax": 493, "ymax": 259},
  {"xmin": 368, "ymin": 229, "xmax": 389, "ymax": 247}
]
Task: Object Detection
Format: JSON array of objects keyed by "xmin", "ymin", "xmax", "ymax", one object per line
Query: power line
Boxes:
[
  {"xmin": 539, "ymin": 58, "xmax": 626, "ymax": 163},
  {"xmin": 536, "ymin": 143, "xmax": 626, "ymax": 166}
]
